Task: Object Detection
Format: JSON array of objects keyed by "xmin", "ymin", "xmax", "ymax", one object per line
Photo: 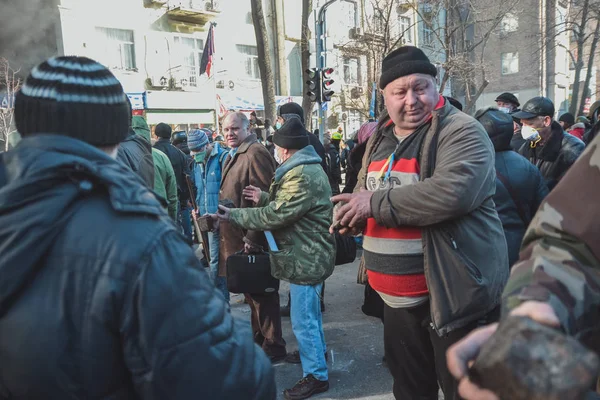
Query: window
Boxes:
[
  {"xmin": 373, "ymin": 8, "xmax": 385, "ymax": 33},
  {"xmin": 348, "ymin": 109, "xmax": 362, "ymax": 134},
  {"xmin": 95, "ymin": 28, "xmax": 136, "ymax": 70},
  {"xmin": 174, "ymin": 36, "xmax": 204, "ymax": 87},
  {"xmin": 343, "ymin": 57, "xmax": 360, "ymax": 86},
  {"xmin": 421, "ymin": 6, "xmax": 435, "ymax": 46},
  {"xmin": 237, "ymin": 45, "xmax": 260, "ymax": 79},
  {"xmin": 500, "ymin": 13, "xmax": 518, "ymax": 34},
  {"xmin": 399, "ymin": 16, "xmax": 413, "ymax": 43},
  {"xmin": 501, "ymin": 52, "xmax": 519, "ymax": 74},
  {"xmin": 345, "ymin": 3, "xmax": 357, "ymax": 27}
]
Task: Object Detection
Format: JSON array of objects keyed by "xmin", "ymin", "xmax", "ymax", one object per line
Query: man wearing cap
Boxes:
[
  {"xmin": 219, "ymin": 112, "xmax": 287, "ymax": 363},
  {"xmin": 216, "ymin": 117, "xmax": 335, "ymax": 400},
  {"xmin": 188, "ymin": 128, "xmax": 230, "ymax": 301},
  {"xmin": 495, "ymin": 92, "xmax": 520, "ymax": 114},
  {"xmin": 0, "ymin": 56, "xmax": 275, "ymax": 399},
  {"xmin": 558, "ymin": 112, "xmax": 575, "ymax": 131},
  {"xmin": 513, "ymin": 97, "xmax": 585, "ymax": 191},
  {"xmin": 331, "ymin": 46, "xmax": 508, "ymax": 400},
  {"xmin": 277, "ymin": 102, "xmax": 327, "ymax": 171}
]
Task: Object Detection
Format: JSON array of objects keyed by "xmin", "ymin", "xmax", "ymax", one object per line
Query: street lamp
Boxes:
[{"xmin": 314, "ymin": 0, "xmax": 358, "ymax": 141}]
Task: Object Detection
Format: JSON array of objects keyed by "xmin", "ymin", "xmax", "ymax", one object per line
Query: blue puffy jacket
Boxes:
[{"xmin": 194, "ymin": 143, "xmax": 229, "ymax": 215}]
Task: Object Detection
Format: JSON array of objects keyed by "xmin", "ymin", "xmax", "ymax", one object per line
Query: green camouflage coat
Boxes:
[
  {"xmin": 502, "ymin": 134, "xmax": 600, "ymax": 351},
  {"xmin": 229, "ymin": 145, "xmax": 335, "ymax": 285}
]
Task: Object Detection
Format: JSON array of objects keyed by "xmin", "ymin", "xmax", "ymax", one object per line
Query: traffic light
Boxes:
[
  {"xmin": 305, "ymin": 68, "xmax": 321, "ymax": 103},
  {"xmin": 321, "ymin": 67, "xmax": 335, "ymax": 102}
]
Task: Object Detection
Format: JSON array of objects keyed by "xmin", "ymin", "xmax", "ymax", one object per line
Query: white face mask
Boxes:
[
  {"xmin": 521, "ymin": 124, "xmax": 541, "ymax": 141},
  {"xmin": 274, "ymin": 147, "xmax": 284, "ymax": 165},
  {"xmin": 498, "ymin": 107, "xmax": 512, "ymax": 114}
]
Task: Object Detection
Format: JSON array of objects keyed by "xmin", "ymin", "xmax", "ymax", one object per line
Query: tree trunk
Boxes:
[
  {"xmin": 274, "ymin": 0, "xmax": 288, "ymax": 96},
  {"xmin": 578, "ymin": 19, "xmax": 600, "ymax": 116},
  {"xmin": 301, "ymin": 0, "xmax": 313, "ymax": 128},
  {"xmin": 251, "ymin": 0, "xmax": 277, "ymax": 123},
  {"xmin": 569, "ymin": 0, "xmax": 590, "ymax": 115}
]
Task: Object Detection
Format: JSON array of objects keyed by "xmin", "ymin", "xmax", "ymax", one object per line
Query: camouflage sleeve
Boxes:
[
  {"xmin": 256, "ymin": 190, "xmax": 270, "ymax": 208},
  {"xmin": 502, "ymin": 137, "xmax": 600, "ymax": 337},
  {"xmin": 229, "ymin": 170, "xmax": 313, "ymax": 231}
]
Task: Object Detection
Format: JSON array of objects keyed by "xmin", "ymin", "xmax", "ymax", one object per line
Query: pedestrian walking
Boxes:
[
  {"xmin": 332, "ymin": 46, "xmax": 508, "ymax": 400},
  {"xmin": 0, "ymin": 56, "xmax": 275, "ymax": 399},
  {"xmin": 215, "ymin": 117, "xmax": 335, "ymax": 399}
]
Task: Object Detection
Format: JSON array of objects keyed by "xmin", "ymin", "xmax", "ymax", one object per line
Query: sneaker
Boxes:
[
  {"xmin": 285, "ymin": 350, "xmax": 328, "ymax": 364},
  {"xmin": 283, "ymin": 374, "xmax": 329, "ymax": 400}
]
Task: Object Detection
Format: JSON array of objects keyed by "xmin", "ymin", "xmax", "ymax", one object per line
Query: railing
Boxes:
[{"xmin": 167, "ymin": 0, "xmax": 220, "ymax": 12}]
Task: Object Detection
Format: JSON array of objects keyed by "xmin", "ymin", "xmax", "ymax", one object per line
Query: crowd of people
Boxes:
[{"xmin": 0, "ymin": 45, "xmax": 599, "ymax": 400}]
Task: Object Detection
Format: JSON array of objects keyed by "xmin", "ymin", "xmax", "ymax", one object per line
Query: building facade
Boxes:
[{"xmin": 476, "ymin": 0, "xmax": 571, "ymax": 115}]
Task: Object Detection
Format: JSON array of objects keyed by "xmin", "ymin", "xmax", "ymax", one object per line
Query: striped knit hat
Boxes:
[{"xmin": 15, "ymin": 56, "xmax": 130, "ymax": 146}]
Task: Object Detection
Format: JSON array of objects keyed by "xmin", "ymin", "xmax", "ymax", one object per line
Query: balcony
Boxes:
[{"xmin": 166, "ymin": 0, "xmax": 220, "ymax": 25}]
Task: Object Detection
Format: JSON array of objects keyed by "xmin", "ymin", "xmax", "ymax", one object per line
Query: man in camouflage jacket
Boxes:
[
  {"xmin": 447, "ymin": 134, "xmax": 600, "ymax": 400},
  {"xmin": 217, "ymin": 118, "xmax": 335, "ymax": 400}
]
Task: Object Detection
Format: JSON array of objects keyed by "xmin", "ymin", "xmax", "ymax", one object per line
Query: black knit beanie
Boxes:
[
  {"xmin": 272, "ymin": 118, "xmax": 310, "ymax": 149},
  {"xmin": 278, "ymin": 102, "xmax": 305, "ymax": 123},
  {"xmin": 155, "ymin": 123, "xmax": 172, "ymax": 139},
  {"xmin": 379, "ymin": 46, "xmax": 437, "ymax": 89},
  {"xmin": 15, "ymin": 56, "xmax": 129, "ymax": 146}
]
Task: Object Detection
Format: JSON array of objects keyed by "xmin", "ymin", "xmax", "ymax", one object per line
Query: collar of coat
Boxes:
[
  {"xmin": 523, "ymin": 121, "xmax": 564, "ymax": 162},
  {"xmin": 1, "ymin": 134, "xmax": 165, "ymax": 217},
  {"xmin": 274, "ymin": 145, "xmax": 322, "ymax": 183},
  {"xmin": 233, "ymin": 134, "xmax": 258, "ymax": 156}
]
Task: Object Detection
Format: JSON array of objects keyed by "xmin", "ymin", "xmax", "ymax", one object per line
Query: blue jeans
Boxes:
[
  {"xmin": 208, "ymin": 230, "xmax": 229, "ymax": 301},
  {"xmin": 179, "ymin": 204, "xmax": 193, "ymax": 241},
  {"xmin": 290, "ymin": 282, "xmax": 328, "ymax": 381}
]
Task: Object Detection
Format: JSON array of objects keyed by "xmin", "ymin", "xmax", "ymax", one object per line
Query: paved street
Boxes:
[{"xmin": 230, "ymin": 255, "xmax": 395, "ymax": 399}]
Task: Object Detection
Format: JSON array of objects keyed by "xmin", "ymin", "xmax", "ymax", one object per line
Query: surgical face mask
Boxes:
[
  {"xmin": 193, "ymin": 150, "xmax": 207, "ymax": 164},
  {"xmin": 521, "ymin": 125, "xmax": 541, "ymax": 141},
  {"xmin": 274, "ymin": 147, "xmax": 284, "ymax": 165},
  {"xmin": 498, "ymin": 107, "xmax": 512, "ymax": 114},
  {"xmin": 275, "ymin": 121, "xmax": 282, "ymax": 130}
]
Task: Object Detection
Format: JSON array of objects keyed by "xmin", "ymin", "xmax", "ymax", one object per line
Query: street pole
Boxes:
[{"xmin": 314, "ymin": 0, "xmax": 358, "ymax": 142}]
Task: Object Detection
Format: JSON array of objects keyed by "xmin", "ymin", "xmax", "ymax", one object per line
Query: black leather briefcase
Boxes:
[{"xmin": 226, "ymin": 250, "xmax": 279, "ymax": 294}]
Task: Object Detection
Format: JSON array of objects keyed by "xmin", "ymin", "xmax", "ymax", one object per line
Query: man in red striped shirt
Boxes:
[{"xmin": 332, "ymin": 46, "xmax": 509, "ymax": 400}]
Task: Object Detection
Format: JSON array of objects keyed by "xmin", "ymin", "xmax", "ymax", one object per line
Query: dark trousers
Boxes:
[
  {"xmin": 245, "ymin": 291, "xmax": 287, "ymax": 358},
  {"xmin": 383, "ymin": 302, "xmax": 499, "ymax": 400}
]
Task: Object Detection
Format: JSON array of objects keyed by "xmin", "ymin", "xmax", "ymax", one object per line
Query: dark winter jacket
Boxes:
[
  {"xmin": 584, "ymin": 120, "xmax": 600, "ymax": 145},
  {"xmin": 518, "ymin": 121, "xmax": 585, "ymax": 191},
  {"xmin": 484, "ymin": 119, "xmax": 549, "ymax": 266},
  {"xmin": 358, "ymin": 102, "xmax": 509, "ymax": 335},
  {"xmin": 342, "ymin": 141, "xmax": 367, "ymax": 194},
  {"xmin": 0, "ymin": 134, "xmax": 275, "ymax": 399},
  {"xmin": 325, "ymin": 143, "xmax": 342, "ymax": 195},
  {"xmin": 154, "ymin": 138, "xmax": 192, "ymax": 203},
  {"xmin": 117, "ymin": 130, "xmax": 154, "ymax": 188},
  {"xmin": 308, "ymin": 131, "xmax": 328, "ymax": 171}
]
